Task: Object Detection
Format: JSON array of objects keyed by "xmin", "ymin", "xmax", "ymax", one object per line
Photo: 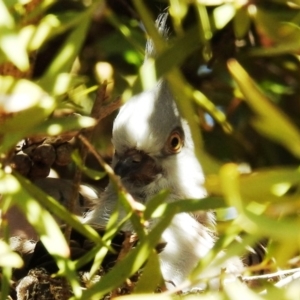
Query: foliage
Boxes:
[{"xmin": 1, "ymin": 0, "xmax": 300, "ymax": 299}]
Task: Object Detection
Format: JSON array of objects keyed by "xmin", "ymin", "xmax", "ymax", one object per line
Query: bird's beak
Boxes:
[{"xmin": 113, "ymin": 149, "xmax": 162, "ymax": 185}]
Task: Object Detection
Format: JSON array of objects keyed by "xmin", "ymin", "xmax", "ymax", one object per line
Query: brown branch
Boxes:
[
  {"xmin": 243, "ymin": 268, "xmax": 300, "ymax": 295},
  {"xmin": 98, "ymin": 96, "xmax": 122, "ymax": 122},
  {"xmin": 116, "ymin": 232, "xmax": 138, "ymax": 263},
  {"xmin": 65, "ymin": 82, "xmax": 110, "ymax": 241},
  {"xmin": 242, "ymin": 267, "xmax": 300, "ymax": 282}
]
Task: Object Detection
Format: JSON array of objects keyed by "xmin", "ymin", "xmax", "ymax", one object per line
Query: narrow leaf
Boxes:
[
  {"xmin": 40, "ymin": 14, "xmax": 91, "ymax": 94},
  {"xmin": 134, "ymin": 251, "xmax": 163, "ymax": 293},
  {"xmin": 14, "ymin": 172, "xmax": 107, "ymax": 246},
  {"xmin": 80, "ymin": 206, "xmax": 177, "ymax": 299},
  {"xmin": 228, "ymin": 59, "xmax": 300, "ymax": 158}
]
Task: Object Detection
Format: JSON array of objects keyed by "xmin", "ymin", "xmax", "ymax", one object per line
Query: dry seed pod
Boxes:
[
  {"xmin": 27, "ymin": 131, "xmax": 76, "ymax": 146},
  {"xmin": 28, "ymin": 163, "xmax": 51, "ymax": 179},
  {"xmin": 22, "ymin": 144, "xmax": 38, "ymax": 158},
  {"xmin": 43, "ymin": 132, "xmax": 77, "ymax": 145},
  {"xmin": 32, "ymin": 144, "xmax": 56, "ymax": 166},
  {"xmin": 25, "ymin": 136, "xmax": 46, "ymax": 146},
  {"xmin": 55, "ymin": 142, "xmax": 73, "ymax": 166},
  {"xmin": 10, "ymin": 152, "xmax": 32, "ymax": 176}
]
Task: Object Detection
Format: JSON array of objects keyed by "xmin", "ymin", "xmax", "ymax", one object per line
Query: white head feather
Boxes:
[{"xmin": 112, "ymin": 79, "xmax": 206, "ymax": 200}]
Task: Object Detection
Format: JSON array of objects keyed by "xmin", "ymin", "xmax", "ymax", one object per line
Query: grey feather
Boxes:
[{"xmin": 145, "ymin": 12, "xmax": 169, "ymax": 59}]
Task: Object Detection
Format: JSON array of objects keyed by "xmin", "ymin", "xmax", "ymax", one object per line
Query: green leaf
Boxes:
[
  {"xmin": 79, "ymin": 205, "xmax": 177, "ymax": 300},
  {"xmin": 0, "ymin": 76, "xmax": 55, "ymax": 116},
  {"xmin": 190, "ymin": 232, "xmax": 256, "ymax": 285},
  {"xmin": 87, "ymin": 204, "xmax": 127, "ymax": 276},
  {"xmin": 134, "ymin": 251, "xmax": 163, "ymax": 293},
  {"xmin": 72, "ymin": 149, "xmax": 106, "ymax": 180},
  {"xmin": 0, "ymin": 1, "xmax": 29, "ymax": 71},
  {"xmin": 240, "ymin": 210, "xmax": 300, "ymax": 239},
  {"xmin": 169, "ymin": 0, "xmax": 188, "ymax": 32},
  {"xmin": 0, "ymin": 76, "xmax": 56, "ymax": 152},
  {"xmin": 255, "ymin": 7, "xmax": 300, "ymax": 44},
  {"xmin": 167, "ymin": 70, "xmax": 222, "ymax": 174},
  {"xmin": 224, "ymin": 279, "xmax": 265, "ymax": 300},
  {"xmin": 40, "ymin": 13, "xmax": 91, "ymax": 94},
  {"xmin": 23, "ymin": 14, "xmax": 62, "ymax": 52},
  {"xmin": 0, "ymin": 240, "xmax": 23, "ymax": 268},
  {"xmin": 154, "ymin": 26, "xmax": 204, "ymax": 77},
  {"xmin": 150, "ymin": 197, "xmax": 226, "ymax": 221},
  {"xmin": 114, "ymin": 295, "xmax": 179, "ymax": 300},
  {"xmin": 228, "ymin": 59, "xmax": 300, "ymax": 158},
  {"xmin": 234, "ymin": 6, "xmax": 251, "ymax": 39},
  {"xmin": 213, "ymin": 4, "xmax": 235, "ymax": 30},
  {"xmin": 205, "ymin": 166, "xmax": 300, "ymax": 203},
  {"xmin": 13, "ymin": 172, "xmax": 107, "ymax": 247},
  {"xmin": 250, "ymin": 41, "xmax": 300, "ymax": 56},
  {"xmin": 1, "ymin": 176, "xmax": 69, "ymax": 258},
  {"xmin": 143, "ymin": 190, "xmax": 169, "ymax": 220},
  {"xmin": 31, "ymin": 114, "xmax": 96, "ymax": 136}
]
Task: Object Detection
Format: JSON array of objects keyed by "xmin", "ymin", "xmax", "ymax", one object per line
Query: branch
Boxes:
[
  {"xmin": 65, "ymin": 82, "xmax": 122, "ymax": 241},
  {"xmin": 242, "ymin": 267, "xmax": 300, "ymax": 283}
]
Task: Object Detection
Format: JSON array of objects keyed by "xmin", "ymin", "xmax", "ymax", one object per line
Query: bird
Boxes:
[
  {"xmin": 6, "ymin": 13, "xmax": 243, "ymax": 296},
  {"xmin": 84, "ymin": 13, "xmax": 243, "ymax": 290}
]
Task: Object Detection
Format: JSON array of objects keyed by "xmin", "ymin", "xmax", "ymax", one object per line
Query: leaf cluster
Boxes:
[{"xmin": 1, "ymin": 0, "xmax": 300, "ymax": 299}]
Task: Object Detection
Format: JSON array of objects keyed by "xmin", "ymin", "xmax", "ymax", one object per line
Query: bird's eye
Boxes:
[{"xmin": 166, "ymin": 130, "xmax": 183, "ymax": 154}]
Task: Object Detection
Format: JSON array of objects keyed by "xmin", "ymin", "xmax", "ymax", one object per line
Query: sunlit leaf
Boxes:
[
  {"xmin": 30, "ymin": 114, "xmax": 96, "ymax": 136},
  {"xmin": 80, "ymin": 205, "xmax": 176, "ymax": 299},
  {"xmin": 143, "ymin": 190, "xmax": 169, "ymax": 220},
  {"xmin": 255, "ymin": 7, "xmax": 300, "ymax": 45},
  {"xmin": 0, "ymin": 172, "xmax": 69, "ymax": 258},
  {"xmin": 0, "ymin": 76, "xmax": 54, "ymax": 115},
  {"xmin": 134, "ymin": 251, "xmax": 163, "ymax": 293},
  {"xmin": 240, "ymin": 210, "xmax": 300, "ymax": 239},
  {"xmin": 72, "ymin": 149, "xmax": 106, "ymax": 180},
  {"xmin": 169, "ymin": 0, "xmax": 188, "ymax": 32},
  {"xmin": 224, "ymin": 279, "xmax": 265, "ymax": 300},
  {"xmin": 207, "ymin": 166, "xmax": 300, "ymax": 206},
  {"xmin": 0, "ymin": 1, "xmax": 29, "ymax": 71},
  {"xmin": 234, "ymin": 6, "xmax": 251, "ymax": 39},
  {"xmin": 213, "ymin": 4, "xmax": 235, "ymax": 30},
  {"xmin": 40, "ymin": 13, "xmax": 92, "ymax": 94},
  {"xmin": 0, "ymin": 240, "xmax": 23, "ymax": 268},
  {"xmin": 228, "ymin": 59, "xmax": 300, "ymax": 158},
  {"xmin": 23, "ymin": 14, "xmax": 61, "ymax": 51},
  {"xmin": 13, "ymin": 172, "xmax": 106, "ymax": 246},
  {"xmin": 166, "ymin": 69, "xmax": 223, "ymax": 174},
  {"xmin": 0, "ymin": 76, "xmax": 55, "ymax": 152}
]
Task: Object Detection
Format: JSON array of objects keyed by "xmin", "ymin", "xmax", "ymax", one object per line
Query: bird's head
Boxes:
[{"xmin": 111, "ymin": 80, "xmax": 206, "ymax": 203}]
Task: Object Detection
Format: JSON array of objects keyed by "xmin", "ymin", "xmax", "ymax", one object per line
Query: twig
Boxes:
[
  {"xmin": 256, "ymin": 270, "xmax": 300, "ymax": 295},
  {"xmin": 242, "ymin": 267, "xmax": 300, "ymax": 282},
  {"xmin": 116, "ymin": 232, "xmax": 138, "ymax": 263},
  {"xmin": 274, "ymin": 271, "xmax": 300, "ymax": 288},
  {"xmin": 65, "ymin": 81, "xmax": 118, "ymax": 241},
  {"xmin": 110, "ymin": 232, "xmax": 138, "ymax": 298}
]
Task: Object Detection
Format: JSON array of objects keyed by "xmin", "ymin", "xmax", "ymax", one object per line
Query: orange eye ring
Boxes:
[{"xmin": 166, "ymin": 131, "xmax": 183, "ymax": 154}]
